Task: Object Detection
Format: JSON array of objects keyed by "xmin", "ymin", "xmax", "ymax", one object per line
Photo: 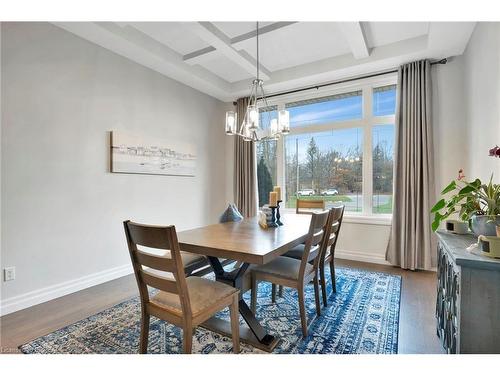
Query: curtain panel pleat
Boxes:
[
  {"xmin": 386, "ymin": 60, "xmax": 436, "ymax": 270},
  {"xmin": 234, "ymin": 97, "xmax": 258, "ymax": 217}
]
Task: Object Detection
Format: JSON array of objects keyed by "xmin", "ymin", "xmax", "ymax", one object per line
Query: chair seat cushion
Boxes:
[
  {"xmin": 253, "ymin": 256, "xmax": 313, "ymax": 281},
  {"xmin": 180, "ymin": 251, "xmax": 206, "ymax": 267},
  {"xmin": 150, "ymin": 277, "xmax": 237, "ymax": 318},
  {"xmin": 282, "ymin": 244, "xmax": 305, "ymax": 260}
]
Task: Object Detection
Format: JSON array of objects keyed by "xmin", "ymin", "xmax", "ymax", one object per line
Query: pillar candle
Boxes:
[
  {"xmin": 269, "ymin": 191, "xmax": 278, "ymax": 207},
  {"xmin": 273, "ymin": 186, "xmax": 281, "ymax": 201}
]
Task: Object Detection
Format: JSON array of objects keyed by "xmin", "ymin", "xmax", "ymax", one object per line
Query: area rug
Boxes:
[{"xmin": 19, "ymin": 267, "xmax": 401, "ymax": 354}]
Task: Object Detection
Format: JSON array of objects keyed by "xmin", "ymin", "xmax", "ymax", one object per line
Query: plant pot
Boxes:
[{"xmin": 470, "ymin": 215, "xmax": 500, "ymax": 236}]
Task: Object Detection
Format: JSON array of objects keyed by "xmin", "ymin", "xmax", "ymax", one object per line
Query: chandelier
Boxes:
[{"xmin": 225, "ymin": 22, "xmax": 290, "ymax": 142}]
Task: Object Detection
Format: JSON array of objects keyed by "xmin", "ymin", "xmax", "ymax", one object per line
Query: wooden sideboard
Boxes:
[{"xmin": 436, "ymin": 231, "xmax": 500, "ymax": 353}]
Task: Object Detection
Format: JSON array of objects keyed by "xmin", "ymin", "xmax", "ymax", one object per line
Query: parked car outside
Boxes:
[
  {"xmin": 297, "ymin": 189, "xmax": 315, "ymax": 196},
  {"xmin": 322, "ymin": 188, "xmax": 339, "ymax": 196}
]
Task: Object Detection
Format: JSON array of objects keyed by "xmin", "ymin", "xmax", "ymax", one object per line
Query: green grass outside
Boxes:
[{"xmin": 373, "ymin": 196, "xmax": 393, "ymax": 214}]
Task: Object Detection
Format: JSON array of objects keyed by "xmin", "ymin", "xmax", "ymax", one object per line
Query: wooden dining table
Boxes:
[{"xmin": 177, "ymin": 213, "xmax": 311, "ymax": 352}]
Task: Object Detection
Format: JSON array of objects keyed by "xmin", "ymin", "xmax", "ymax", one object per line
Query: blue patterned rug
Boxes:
[{"xmin": 19, "ymin": 267, "xmax": 401, "ymax": 354}]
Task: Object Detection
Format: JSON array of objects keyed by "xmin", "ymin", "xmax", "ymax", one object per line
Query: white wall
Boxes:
[
  {"xmin": 462, "ymin": 23, "xmax": 500, "ymax": 181},
  {"xmin": 1, "ymin": 22, "xmax": 229, "ymax": 315},
  {"xmin": 432, "ymin": 57, "xmax": 468, "ymax": 196}
]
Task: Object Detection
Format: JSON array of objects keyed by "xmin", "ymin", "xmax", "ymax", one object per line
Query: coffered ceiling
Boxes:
[{"xmin": 53, "ymin": 22, "xmax": 476, "ymax": 102}]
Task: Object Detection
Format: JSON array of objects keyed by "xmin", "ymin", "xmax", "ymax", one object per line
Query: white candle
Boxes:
[{"xmin": 269, "ymin": 191, "xmax": 278, "ymax": 207}]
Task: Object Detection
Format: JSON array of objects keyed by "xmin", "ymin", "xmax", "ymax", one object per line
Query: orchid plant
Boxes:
[{"xmin": 431, "ymin": 170, "xmax": 500, "ymax": 232}]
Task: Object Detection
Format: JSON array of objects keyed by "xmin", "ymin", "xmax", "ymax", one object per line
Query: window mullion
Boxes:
[
  {"xmin": 277, "ymin": 134, "xmax": 285, "ymax": 201},
  {"xmin": 362, "ymin": 86, "xmax": 373, "ymax": 215}
]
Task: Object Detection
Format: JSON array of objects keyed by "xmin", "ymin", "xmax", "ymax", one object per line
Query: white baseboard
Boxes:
[
  {"xmin": 335, "ymin": 249, "xmax": 390, "ymax": 265},
  {"xmin": 0, "ymin": 264, "xmax": 133, "ymax": 317}
]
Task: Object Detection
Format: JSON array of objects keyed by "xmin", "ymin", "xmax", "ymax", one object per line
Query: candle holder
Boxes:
[
  {"xmin": 268, "ymin": 206, "xmax": 279, "ymax": 227},
  {"xmin": 276, "ymin": 200, "xmax": 283, "ymax": 226}
]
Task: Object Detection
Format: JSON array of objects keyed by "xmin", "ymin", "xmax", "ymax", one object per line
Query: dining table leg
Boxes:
[{"xmin": 199, "ymin": 256, "xmax": 280, "ymax": 352}]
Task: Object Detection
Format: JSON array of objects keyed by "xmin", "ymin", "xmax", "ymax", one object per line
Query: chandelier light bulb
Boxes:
[
  {"xmin": 248, "ymin": 105, "xmax": 259, "ymax": 130},
  {"xmin": 278, "ymin": 110, "xmax": 290, "ymax": 133},
  {"xmin": 225, "ymin": 111, "xmax": 237, "ymax": 135},
  {"xmin": 270, "ymin": 118, "xmax": 278, "ymax": 135}
]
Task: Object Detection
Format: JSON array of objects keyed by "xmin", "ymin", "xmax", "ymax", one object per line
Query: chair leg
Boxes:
[
  {"xmin": 139, "ymin": 312, "xmax": 150, "ymax": 354},
  {"xmin": 313, "ymin": 275, "xmax": 321, "ymax": 316},
  {"xmin": 229, "ymin": 294, "xmax": 240, "ymax": 354},
  {"xmin": 278, "ymin": 285, "xmax": 284, "ymax": 297},
  {"xmin": 251, "ymin": 275, "xmax": 258, "ymax": 313},
  {"xmin": 329, "ymin": 258, "xmax": 336, "ymax": 293},
  {"xmin": 297, "ymin": 286, "xmax": 308, "ymax": 337},
  {"xmin": 319, "ymin": 264, "xmax": 328, "ymax": 307},
  {"xmin": 271, "ymin": 284, "xmax": 277, "ymax": 303},
  {"xmin": 183, "ymin": 322, "xmax": 193, "ymax": 354}
]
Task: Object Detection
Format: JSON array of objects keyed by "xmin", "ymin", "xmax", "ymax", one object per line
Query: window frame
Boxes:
[{"xmin": 261, "ymin": 74, "xmax": 397, "ymax": 223}]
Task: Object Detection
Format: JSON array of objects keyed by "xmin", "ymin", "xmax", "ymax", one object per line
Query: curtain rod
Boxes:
[{"xmin": 233, "ymin": 58, "xmax": 448, "ymax": 104}]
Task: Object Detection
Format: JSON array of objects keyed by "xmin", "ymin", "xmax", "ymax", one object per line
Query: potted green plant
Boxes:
[{"xmin": 431, "ymin": 171, "xmax": 500, "ymax": 236}]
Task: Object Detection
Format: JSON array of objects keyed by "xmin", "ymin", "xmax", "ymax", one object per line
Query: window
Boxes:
[
  {"xmin": 256, "ymin": 78, "xmax": 397, "ymax": 217},
  {"xmin": 373, "ymin": 85, "xmax": 397, "ymax": 116},
  {"xmin": 372, "ymin": 125, "xmax": 395, "ymax": 214},
  {"xmin": 286, "ymin": 91, "xmax": 362, "ymax": 127},
  {"xmin": 256, "ymin": 106, "xmax": 278, "ymax": 207},
  {"xmin": 284, "ymin": 129, "xmax": 363, "ymax": 212},
  {"xmin": 257, "ymin": 139, "xmax": 277, "ymax": 206}
]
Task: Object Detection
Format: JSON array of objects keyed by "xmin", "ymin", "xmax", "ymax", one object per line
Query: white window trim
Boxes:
[{"xmin": 262, "ymin": 74, "xmax": 397, "ymax": 224}]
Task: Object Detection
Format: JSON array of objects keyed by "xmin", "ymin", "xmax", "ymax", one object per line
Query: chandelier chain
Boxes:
[{"xmin": 256, "ymin": 21, "xmax": 259, "ymax": 81}]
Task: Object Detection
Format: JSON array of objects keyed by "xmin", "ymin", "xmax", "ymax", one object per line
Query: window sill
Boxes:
[
  {"xmin": 280, "ymin": 208, "xmax": 392, "ymax": 226},
  {"xmin": 342, "ymin": 214, "xmax": 392, "ymax": 226}
]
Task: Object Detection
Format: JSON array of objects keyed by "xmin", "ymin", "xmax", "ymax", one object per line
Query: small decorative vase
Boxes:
[{"xmin": 470, "ymin": 215, "xmax": 500, "ymax": 237}]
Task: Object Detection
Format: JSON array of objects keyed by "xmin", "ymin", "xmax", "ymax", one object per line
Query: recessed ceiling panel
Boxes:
[
  {"xmin": 129, "ymin": 22, "xmax": 210, "ymax": 55},
  {"xmin": 235, "ymin": 22, "xmax": 352, "ymax": 72},
  {"xmin": 362, "ymin": 22, "xmax": 429, "ymax": 48},
  {"xmin": 198, "ymin": 51, "xmax": 254, "ymax": 83}
]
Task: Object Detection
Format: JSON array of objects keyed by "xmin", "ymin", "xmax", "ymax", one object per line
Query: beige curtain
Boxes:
[
  {"xmin": 234, "ymin": 97, "xmax": 258, "ymax": 217},
  {"xmin": 386, "ymin": 60, "xmax": 436, "ymax": 270}
]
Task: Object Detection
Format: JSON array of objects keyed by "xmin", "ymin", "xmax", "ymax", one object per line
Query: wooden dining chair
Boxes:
[
  {"xmin": 319, "ymin": 205, "xmax": 344, "ymax": 304},
  {"xmin": 250, "ymin": 210, "xmax": 330, "ymax": 337},
  {"xmin": 123, "ymin": 220, "xmax": 240, "ymax": 354},
  {"xmin": 296, "ymin": 199, "xmax": 326, "ymax": 214},
  {"xmin": 279, "ymin": 206, "xmax": 345, "ymax": 306}
]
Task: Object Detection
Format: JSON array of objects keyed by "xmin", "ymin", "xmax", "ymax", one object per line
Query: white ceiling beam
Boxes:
[
  {"xmin": 183, "ymin": 22, "xmax": 296, "ymax": 65},
  {"xmin": 337, "ymin": 22, "xmax": 370, "ymax": 59},
  {"xmin": 231, "ymin": 22, "xmax": 297, "ymax": 45},
  {"xmin": 182, "ymin": 22, "xmax": 270, "ymax": 79},
  {"xmin": 229, "ymin": 35, "xmax": 431, "ymax": 99}
]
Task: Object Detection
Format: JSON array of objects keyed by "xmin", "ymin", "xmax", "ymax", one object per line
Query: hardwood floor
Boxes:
[{"xmin": 0, "ymin": 259, "xmax": 444, "ymax": 354}]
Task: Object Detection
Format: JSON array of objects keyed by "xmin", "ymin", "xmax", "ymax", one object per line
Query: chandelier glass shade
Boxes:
[{"xmin": 225, "ymin": 22, "xmax": 290, "ymax": 142}]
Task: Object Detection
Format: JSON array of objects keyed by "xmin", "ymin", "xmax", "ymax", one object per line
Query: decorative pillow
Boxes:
[{"xmin": 219, "ymin": 203, "xmax": 244, "ymax": 223}]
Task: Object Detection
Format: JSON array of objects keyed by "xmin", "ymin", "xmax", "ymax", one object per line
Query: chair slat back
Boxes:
[
  {"xmin": 135, "ymin": 249, "xmax": 177, "ymax": 273},
  {"xmin": 140, "ymin": 269, "xmax": 179, "ymax": 294},
  {"xmin": 296, "ymin": 199, "xmax": 326, "ymax": 214},
  {"xmin": 300, "ymin": 210, "xmax": 330, "ymax": 276},
  {"xmin": 123, "ymin": 220, "xmax": 191, "ymax": 316},
  {"xmin": 321, "ymin": 205, "xmax": 345, "ymax": 264}
]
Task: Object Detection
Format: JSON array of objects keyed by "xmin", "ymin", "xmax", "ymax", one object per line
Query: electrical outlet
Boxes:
[{"xmin": 4, "ymin": 267, "xmax": 16, "ymax": 281}]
